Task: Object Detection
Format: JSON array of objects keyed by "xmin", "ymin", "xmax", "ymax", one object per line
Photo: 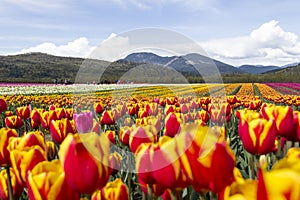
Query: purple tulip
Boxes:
[{"xmin": 73, "ymin": 111, "xmax": 94, "ymax": 133}]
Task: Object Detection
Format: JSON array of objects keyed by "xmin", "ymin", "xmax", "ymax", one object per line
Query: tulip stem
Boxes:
[
  {"xmin": 5, "ymin": 166, "xmax": 14, "ymax": 200},
  {"xmin": 127, "ymin": 154, "xmax": 132, "ymax": 200}
]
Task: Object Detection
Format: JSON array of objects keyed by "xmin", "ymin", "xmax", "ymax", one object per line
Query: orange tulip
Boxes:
[{"xmin": 59, "ymin": 133, "xmax": 111, "ymax": 194}]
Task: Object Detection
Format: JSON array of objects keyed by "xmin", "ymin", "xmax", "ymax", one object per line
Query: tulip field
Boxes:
[{"xmin": 1, "ymin": 82, "xmax": 300, "ymax": 200}]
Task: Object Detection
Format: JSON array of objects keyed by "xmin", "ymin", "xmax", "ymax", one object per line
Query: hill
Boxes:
[
  {"xmin": 0, "ymin": 52, "xmax": 300, "ymax": 83},
  {"xmin": 239, "ymin": 65, "xmax": 281, "ymax": 74}
]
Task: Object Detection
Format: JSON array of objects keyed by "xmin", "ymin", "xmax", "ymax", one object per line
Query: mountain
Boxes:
[
  {"xmin": 238, "ymin": 65, "xmax": 281, "ymax": 74},
  {"xmin": 123, "ymin": 52, "xmax": 245, "ymax": 76},
  {"xmin": 1, "ymin": 52, "xmax": 300, "ymax": 84},
  {"xmin": 282, "ymin": 62, "xmax": 300, "ymax": 68}
]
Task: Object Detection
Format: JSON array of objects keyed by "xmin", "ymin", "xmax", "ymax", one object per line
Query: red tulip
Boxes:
[
  {"xmin": 16, "ymin": 106, "xmax": 30, "ymax": 119},
  {"xmin": 94, "ymin": 102, "xmax": 104, "ymax": 114},
  {"xmin": 100, "ymin": 110, "xmax": 115, "ymax": 125},
  {"xmin": 50, "ymin": 118, "xmax": 75, "ymax": 144},
  {"xmin": 59, "ymin": 133, "xmax": 111, "ymax": 194},
  {"xmin": 0, "ymin": 128, "xmax": 18, "ymax": 166},
  {"xmin": 0, "ymin": 98, "xmax": 7, "ymax": 113},
  {"xmin": 5, "ymin": 115, "xmax": 23, "ymax": 129},
  {"xmin": 238, "ymin": 118, "xmax": 277, "ymax": 155},
  {"xmin": 163, "ymin": 112, "xmax": 181, "ymax": 137}
]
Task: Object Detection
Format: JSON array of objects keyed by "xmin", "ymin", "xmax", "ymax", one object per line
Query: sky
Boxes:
[{"xmin": 1, "ymin": 0, "xmax": 300, "ymax": 66}]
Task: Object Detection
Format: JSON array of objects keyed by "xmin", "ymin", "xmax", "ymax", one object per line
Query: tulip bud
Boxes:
[
  {"xmin": 164, "ymin": 112, "xmax": 181, "ymax": 137},
  {"xmin": 73, "ymin": 111, "xmax": 94, "ymax": 133},
  {"xmin": 100, "ymin": 110, "xmax": 115, "ymax": 125}
]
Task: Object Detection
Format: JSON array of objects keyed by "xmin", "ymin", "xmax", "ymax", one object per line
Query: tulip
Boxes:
[
  {"xmin": 40, "ymin": 110, "xmax": 57, "ymax": 129},
  {"xmin": 73, "ymin": 111, "xmax": 94, "ymax": 133},
  {"xmin": 100, "ymin": 110, "xmax": 115, "ymax": 125},
  {"xmin": 94, "ymin": 102, "xmax": 104, "ymax": 114},
  {"xmin": 104, "ymin": 130, "xmax": 116, "ymax": 144},
  {"xmin": 50, "ymin": 118, "xmax": 74, "ymax": 144},
  {"xmin": 150, "ymin": 136, "xmax": 183, "ymax": 190},
  {"xmin": 119, "ymin": 126, "xmax": 131, "ymax": 146},
  {"xmin": 109, "ymin": 152, "xmax": 122, "ymax": 176},
  {"xmin": 65, "ymin": 108, "xmax": 74, "ymax": 120},
  {"xmin": 262, "ymin": 105, "xmax": 294, "ymax": 137},
  {"xmin": 5, "ymin": 111, "xmax": 13, "ymax": 117},
  {"xmin": 0, "ymin": 168, "xmax": 23, "ymax": 200},
  {"xmin": 30, "ymin": 109, "xmax": 44, "ymax": 124},
  {"xmin": 127, "ymin": 105, "xmax": 137, "ymax": 116},
  {"xmin": 0, "ymin": 128, "xmax": 18, "ymax": 166},
  {"xmin": 163, "ymin": 112, "xmax": 181, "ymax": 137},
  {"xmin": 227, "ymin": 95, "xmax": 237, "ymax": 104},
  {"xmin": 257, "ymin": 167, "xmax": 300, "ymax": 200},
  {"xmin": 59, "ymin": 133, "xmax": 111, "ymax": 194},
  {"xmin": 8, "ymin": 131, "xmax": 46, "ymax": 152},
  {"xmin": 219, "ymin": 179, "xmax": 258, "ymax": 200},
  {"xmin": 16, "ymin": 106, "xmax": 30, "ymax": 119},
  {"xmin": 46, "ymin": 141, "xmax": 57, "ymax": 160},
  {"xmin": 179, "ymin": 124, "xmax": 235, "ymax": 193},
  {"xmin": 27, "ymin": 160, "xmax": 80, "ymax": 200},
  {"xmin": 129, "ymin": 125, "xmax": 157, "ymax": 153},
  {"xmin": 197, "ymin": 109, "xmax": 209, "ymax": 123},
  {"xmin": 92, "ymin": 178, "xmax": 128, "ymax": 200},
  {"xmin": 238, "ymin": 118, "xmax": 277, "ymax": 155},
  {"xmin": 55, "ymin": 108, "xmax": 66, "ymax": 119},
  {"xmin": 5, "ymin": 115, "xmax": 23, "ymax": 129},
  {"xmin": 0, "ymin": 98, "xmax": 7, "ymax": 113},
  {"xmin": 10, "ymin": 145, "xmax": 47, "ymax": 184}
]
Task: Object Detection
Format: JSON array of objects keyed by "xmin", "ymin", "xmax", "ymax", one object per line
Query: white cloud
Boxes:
[
  {"xmin": 200, "ymin": 20, "xmax": 300, "ymax": 66},
  {"xmin": 18, "ymin": 37, "xmax": 96, "ymax": 58}
]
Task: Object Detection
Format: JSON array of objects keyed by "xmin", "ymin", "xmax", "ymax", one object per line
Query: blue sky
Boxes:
[{"xmin": 1, "ymin": 0, "xmax": 300, "ymax": 66}]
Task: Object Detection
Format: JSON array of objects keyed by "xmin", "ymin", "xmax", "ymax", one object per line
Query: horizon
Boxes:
[
  {"xmin": 1, "ymin": 1, "xmax": 300, "ymax": 66},
  {"xmin": 2, "ymin": 51, "xmax": 299, "ymax": 68}
]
